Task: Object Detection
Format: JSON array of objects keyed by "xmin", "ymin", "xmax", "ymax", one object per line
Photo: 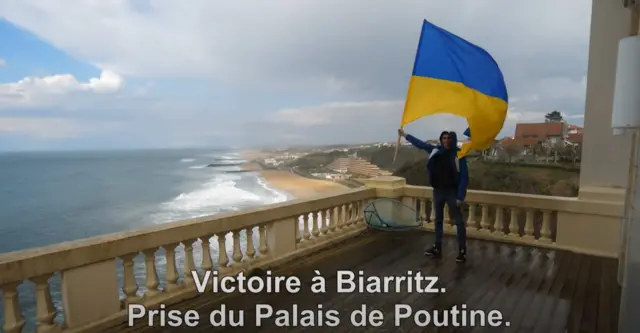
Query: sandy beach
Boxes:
[
  {"xmin": 260, "ymin": 170, "xmax": 349, "ymax": 198},
  {"xmin": 240, "ymin": 151, "xmax": 349, "ymax": 199}
]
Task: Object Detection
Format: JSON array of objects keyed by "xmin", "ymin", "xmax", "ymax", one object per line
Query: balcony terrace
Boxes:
[{"xmin": 0, "ymin": 176, "xmax": 623, "ymax": 332}]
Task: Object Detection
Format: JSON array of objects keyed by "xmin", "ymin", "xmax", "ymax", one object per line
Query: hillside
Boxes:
[
  {"xmin": 353, "ymin": 146, "xmax": 427, "ymax": 171},
  {"xmin": 286, "ymin": 150, "xmax": 348, "ymax": 169},
  {"xmin": 394, "ymin": 159, "xmax": 580, "ymax": 197}
]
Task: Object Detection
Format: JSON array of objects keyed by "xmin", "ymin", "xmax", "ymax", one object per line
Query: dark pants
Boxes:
[{"xmin": 433, "ymin": 187, "xmax": 467, "ymax": 251}]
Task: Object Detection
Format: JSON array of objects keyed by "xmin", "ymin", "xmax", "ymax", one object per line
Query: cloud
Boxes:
[
  {"xmin": 0, "ymin": 58, "xmax": 5, "ymax": 67},
  {"xmin": 0, "ymin": 70, "xmax": 124, "ymax": 109},
  {"xmin": 254, "ymin": 98, "xmax": 560, "ymax": 145},
  {"xmin": 0, "ymin": 1, "xmax": 590, "ymax": 99},
  {"xmin": 0, "ymin": 0, "xmax": 591, "ymax": 147}
]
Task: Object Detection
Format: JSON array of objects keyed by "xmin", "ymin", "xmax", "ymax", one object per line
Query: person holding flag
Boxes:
[
  {"xmin": 395, "ymin": 19, "xmax": 509, "ymax": 262},
  {"xmin": 399, "ymin": 128, "xmax": 469, "ymax": 262}
]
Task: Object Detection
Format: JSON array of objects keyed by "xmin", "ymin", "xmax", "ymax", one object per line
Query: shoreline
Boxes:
[{"xmin": 239, "ymin": 152, "xmax": 349, "ymax": 200}]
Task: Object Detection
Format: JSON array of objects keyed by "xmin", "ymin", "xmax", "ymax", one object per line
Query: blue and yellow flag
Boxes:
[{"xmin": 400, "ymin": 20, "xmax": 508, "ymax": 157}]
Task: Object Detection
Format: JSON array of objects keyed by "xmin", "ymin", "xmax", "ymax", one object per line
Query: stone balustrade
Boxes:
[
  {"xmin": 0, "ymin": 188, "xmax": 375, "ymax": 333},
  {"xmin": 366, "ymin": 176, "xmax": 623, "ymax": 258},
  {"xmin": 0, "ymin": 176, "xmax": 625, "ymax": 332}
]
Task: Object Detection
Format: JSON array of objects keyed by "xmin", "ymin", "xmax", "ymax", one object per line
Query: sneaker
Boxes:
[
  {"xmin": 456, "ymin": 249, "xmax": 467, "ymax": 263},
  {"xmin": 425, "ymin": 245, "xmax": 442, "ymax": 258}
]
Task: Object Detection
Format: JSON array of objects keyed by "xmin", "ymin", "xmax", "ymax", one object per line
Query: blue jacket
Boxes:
[{"xmin": 404, "ymin": 131, "xmax": 469, "ymax": 201}]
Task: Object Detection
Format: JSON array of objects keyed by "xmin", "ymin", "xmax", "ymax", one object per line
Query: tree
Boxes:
[
  {"xmin": 531, "ymin": 142, "xmax": 547, "ymax": 162},
  {"xmin": 503, "ymin": 140, "xmax": 523, "ymax": 163},
  {"xmin": 548, "ymin": 139, "xmax": 566, "ymax": 163},
  {"xmin": 562, "ymin": 143, "xmax": 582, "ymax": 165},
  {"xmin": 545, "ymin": 110, "xmax": 564, "ymax": 123}
]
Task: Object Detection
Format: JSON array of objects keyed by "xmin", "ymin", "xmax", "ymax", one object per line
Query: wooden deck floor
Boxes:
[{"xmin": 110, "ymin": 230, "xmax": 621, "ymax": 332}]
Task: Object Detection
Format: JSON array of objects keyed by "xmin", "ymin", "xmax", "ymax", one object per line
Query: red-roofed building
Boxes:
[
  {"xmin": 513, "ymin": 122, "xmax": 567, "ymax": 148},
  {"xmin": 566, "ymin": 125, "xmax": 584, "ymax": 145}
]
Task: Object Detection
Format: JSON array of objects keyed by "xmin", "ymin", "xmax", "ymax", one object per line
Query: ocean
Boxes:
[{"xmin": 0, "ymin": 149, "xmax": 291, "ymax": 330}]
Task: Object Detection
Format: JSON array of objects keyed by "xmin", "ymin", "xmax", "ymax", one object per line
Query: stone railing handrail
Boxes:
[
  {"xmin": 0, "ymin": 187, "xmax": 376, "ymax": 285},
  {"xmin": 403, "ymin": 185, "xmax": 624, "ymax": 217}
]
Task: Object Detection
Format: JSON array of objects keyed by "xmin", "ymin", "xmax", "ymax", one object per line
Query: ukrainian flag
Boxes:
[{"xmin": 401, "ymin": 20, "xmax": 508, "ymax": 157}]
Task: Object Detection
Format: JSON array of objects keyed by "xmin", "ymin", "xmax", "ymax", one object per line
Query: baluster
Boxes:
[
  {"xmin": 345, "ymin": 204, "xmax": 353, "ymax": 227},
  {"xmin": 201, "ymin": 236, "xmax": 214, "ymax": 271},
  {"xmin": 509, "ymin": 208, "xmax": 519, "ymax": 237},
  {"xmin": 121, "ymin": 253, "xmax": 139, "ymax": 300},
  {"xmin": 294, "ymin": 215, "xmax": 301, "ymax": 244},
  {"xmin": 494, "ymin": 206, "xmax": 503, "ymax": 235},
  {"xmin": 540, "ymin": 210, "xmax": 553, "ymax": 243},
  {"xmin": 420, "ymin": 199, "xmax": 427, "ymax": 222},
  {"xmin": 217, "ymin": 233, "xmax": 230, "ymax": 272},
  {"xmin": 352, "ymin": 202, "xmax": 358, "ymax": 224},
  {"xmin": 466, "ymin": 203, "xmax": 476, "ymax": 230},
  {"xmin": 302, "ymin": 214, "xmax": 311, "ymax": 240},
  {"xmin": 311, "ymin": 211, "xmax": 320, "ymax": 237},
  {"xmin": 258, "ymin": 225, "xmax": 269, "ymax": 256},
  {"xmin": 164, "ymin": 243, "xmax": 180, "ymax": 292},
  {"xmin": 183, "ymin": 239, "xmax": 196, "ymax": 285},
  {"xmin": 33, "ymin": 275, "xmax": 56, "ymax": 333},
  {"xmin": 341, "ymin": 204, "xmax": 347, "ymax": 228},
  {"xmin": 321, "ymin": 208, "xmax": 330, "ymax": 234},
  {"xmin": 336, "ymin": 205, "xmax": 343, "ymax": 230},
  {"xmin": 245, "ymin": 227, "xmax": 256, "ymax": 260},
  {"xmin": 330, "ymin": 206, "xmax": 338, "ymax": 232},
  {"xmin": 524, "ymin": 209, "xmax": 535, "ymax": 240},
  {"xmin": 143, "ymin": 248, "xmax": 160, "ymax": 297},
  {"xmin": 480, "ymin": 204, "xmax": 491, "ymax": 231},
  {"xmin": 359, "ymin": 200, "xmax": 366, "ymax": 223},
  {"xmin": 342, "ymin": 205, "xmax": 349, "ymax": 228},
  {"xmin": 1, "ymin": 282, "xmax": 25, "ymax": 333},
  {"xmin": 232, "ymin": 230, "xmax": 244, "ymax": 264}
]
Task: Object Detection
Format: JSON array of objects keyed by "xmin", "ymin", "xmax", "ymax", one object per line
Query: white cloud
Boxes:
[
  {"xmin": 272, "ymin": 100, "xmax": 403, "ymax": 127},
  {"xmin": 259, "ymin": 99, "xmax": 555, "ymax": 145},
  {"xmin": 0, "ymin": 58, "xmax": 6, "ymax": 67},
  {"xmin": 0, "ymin": 0, "xmax": 591, "ymax": 146},
  {"xmin": 0, "ymin": 1, "xmax": 590, "ymax": 98},
  {"xmin": 0, "ymin": 70, "xmax": 124, "ymax": 109}
]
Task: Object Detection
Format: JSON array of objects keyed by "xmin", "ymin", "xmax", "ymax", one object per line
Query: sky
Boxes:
[{"xmin": 0, "ymin": 0, "xmax": 591, "ymax": 151}]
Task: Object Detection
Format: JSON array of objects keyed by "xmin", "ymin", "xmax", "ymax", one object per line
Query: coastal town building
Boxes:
[{"xmin": 326, "ymin": 157, "xmax": 392, "ymax": 178}]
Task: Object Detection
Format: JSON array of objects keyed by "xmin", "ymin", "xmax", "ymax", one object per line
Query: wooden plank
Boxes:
[
  {"xmin": 102, "ymin": 233, "xmax": 622, "ymax": 333},
  {"xmin": 531, "ymin": 250, "xmax": 582, "ymax": 333},
  {"xmin": 596, "ymin": 258, "xmax": 613, "ymax": 333},
  {"xmin": 579, "ymin": 257, "xmax": 602, "ymax": 332},
  {"xmin": 515, "ymin": 250, "xmax": 568, "ymax": 333},
  {"xmin": 610, "ymin": 259, "xmax": 621, "ymax": 333},
  {"xmin": 448, "ymin": 245, "xmax": 521, "ymax": 333},
  {"xmin": 428, "ymin": 242, "xmax": 508, "ymax": 333},
  {"xmin": 461, "ymin": 246, "xmax": 532, "ymax": 333},
  {"xmin": 399, "ymin": 241, "xmax": 503, "ymax": 333},
  {"xmin": 566, "ymin": 255, "xmax": 592, "ymax": 332},
  {"xmin": 504, "ymin": 249, "xmax": 563, "ymax": 333},
  {"xmin": 207, "ymin": 232, "xmax": 418, "ymax": 332}
]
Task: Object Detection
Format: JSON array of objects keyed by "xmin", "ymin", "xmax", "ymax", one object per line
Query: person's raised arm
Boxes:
[{"xmin": 398, "ymin": 128, "xmax": 435, "ymax": 153}]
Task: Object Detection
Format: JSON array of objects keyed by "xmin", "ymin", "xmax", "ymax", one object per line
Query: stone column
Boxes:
[{"xmin": 578, "ymin": 0, "xmax": 635, "ymax": 203}]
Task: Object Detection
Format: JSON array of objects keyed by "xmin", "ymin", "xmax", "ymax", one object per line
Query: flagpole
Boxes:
[{"xmin": 393, "ymin": 129, "xmax": 402, "ymax": 164}]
